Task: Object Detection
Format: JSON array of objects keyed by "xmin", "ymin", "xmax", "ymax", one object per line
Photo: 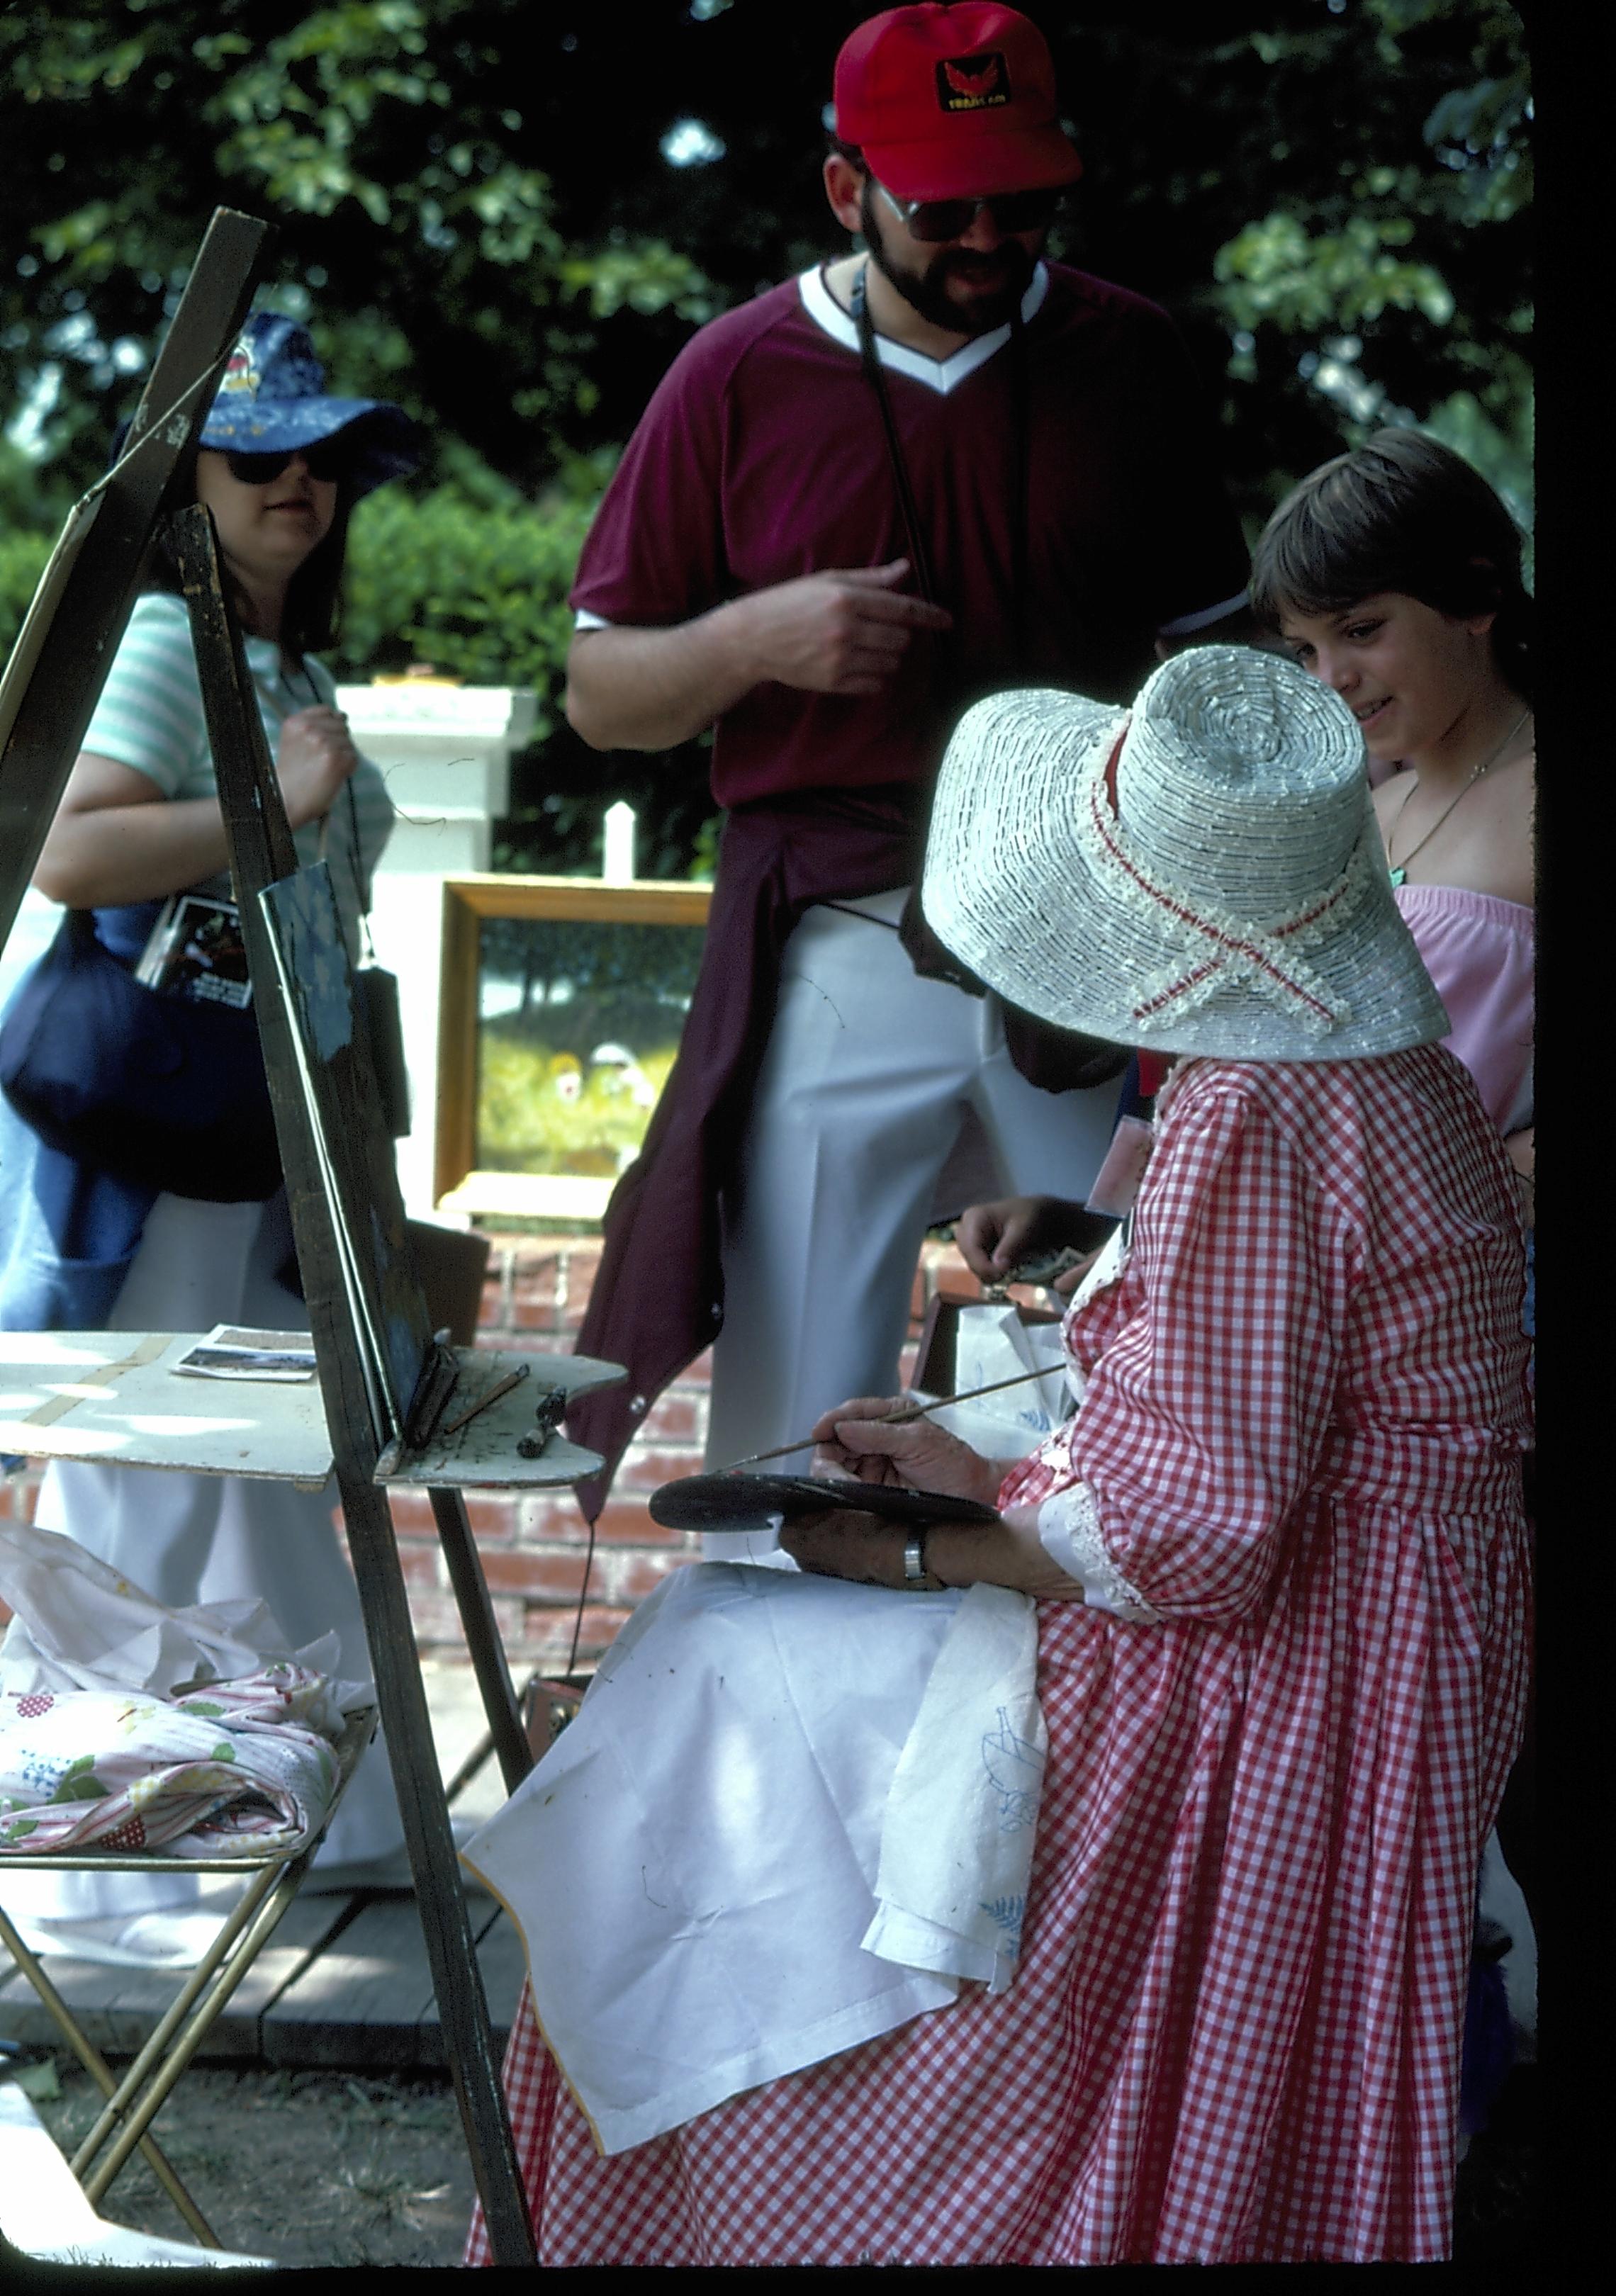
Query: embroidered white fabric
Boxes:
[
  {"xmin": 1033, "ymin": 1482, "xmax": 1160, "ymax": 1622},
  {"xmin": 459, "ymin": 1564, "xmax": 1048, "ymax": 2153}
]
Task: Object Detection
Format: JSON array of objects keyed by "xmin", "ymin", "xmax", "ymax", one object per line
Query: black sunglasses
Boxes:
[
  {"xmin": 875, "ymin": 181, "xmax": 1065, "ymax": 244},
  {"xmin": 222, "ymin": 441, "xmax": 357, "ymax": 486}
]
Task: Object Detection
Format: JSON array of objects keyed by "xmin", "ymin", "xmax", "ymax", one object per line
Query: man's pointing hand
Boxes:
[{"xmin": 738, "ymin": 558, "xmax": 952, "ymax": 697}]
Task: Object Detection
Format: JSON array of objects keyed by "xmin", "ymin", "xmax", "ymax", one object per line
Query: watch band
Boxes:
[{"xmin": 903, "ymin": 1531, "xmax": 928, "ymax": 1586}]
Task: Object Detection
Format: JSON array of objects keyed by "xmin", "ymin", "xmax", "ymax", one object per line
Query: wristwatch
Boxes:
[{"xmin": 903, "ymin": 1531, "xmax": 929, "ymax": 1587}]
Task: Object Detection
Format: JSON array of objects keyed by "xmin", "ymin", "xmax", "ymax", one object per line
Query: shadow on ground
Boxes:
[{"xmin": 30, "ymin": 2060, "xmax": 478, "ymax": 2268}]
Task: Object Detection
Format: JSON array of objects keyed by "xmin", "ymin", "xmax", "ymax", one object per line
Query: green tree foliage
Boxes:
[
  {"xmin": 2, "ymin": 1, "xmax": 1531, "ymax": 874},
  {"xmin": 338, "ymin": 483, "xmax": 592, "ymax": 730},
  {"xmin": 1196, "ymin": 1, "xmax": 1532, "ymax": 538},
  {"xmin": 0, "ymin": 0, "xmax": 726, "ymax": 510}
]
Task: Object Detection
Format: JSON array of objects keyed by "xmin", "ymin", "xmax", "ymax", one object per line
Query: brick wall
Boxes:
[
  {"xmin": 384, "ymin": 1231, "xmax": 704, "ymax": 1673},
  {"xmin": 406, "ymin": 1230, "xmax": 986, "ymax": 1672},
  {"xmin": 0, "ymin": 1233, "xmax": 988, "ymax": 1664}
]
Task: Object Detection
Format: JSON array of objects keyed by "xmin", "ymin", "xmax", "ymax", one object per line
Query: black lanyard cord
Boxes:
[
  {"xmin": 1007, "ymin": 303, "xmax": 1029, "ymax": 663},
  {"xmin": 851, "ymin": 264, "xmax": 938, "ymax": 605},
  {"xmin": 848, "ymin": 259, "xmax": 1031, "ymax": 667}
]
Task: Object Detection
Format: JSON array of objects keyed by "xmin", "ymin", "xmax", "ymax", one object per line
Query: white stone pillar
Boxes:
[{"xmin": 336, "ymin": 682, "xmax": 537, "ymax": 1219}]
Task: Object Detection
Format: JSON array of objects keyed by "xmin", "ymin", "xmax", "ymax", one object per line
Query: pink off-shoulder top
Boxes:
[{"xmin": 1395, "ymin": 882, "xmax": 1534, "ymax": 1135}]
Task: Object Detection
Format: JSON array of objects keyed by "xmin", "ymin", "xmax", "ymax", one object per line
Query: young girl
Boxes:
[
  {"xmin": 1250, "ymin": 429, "xmax": 1536, "ymax": 2158},
  {"xmin": 1249, "ymin": 429, "xmax": 1534, "ymax": 1227}
]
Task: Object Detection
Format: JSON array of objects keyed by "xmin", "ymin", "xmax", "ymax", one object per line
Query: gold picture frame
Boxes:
[{"xmin": 434, "ymin": 874, "xmax": 712, "ymax": 1221}]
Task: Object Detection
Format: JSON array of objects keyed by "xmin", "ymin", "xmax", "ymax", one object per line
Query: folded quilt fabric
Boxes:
[{"xmin": 0, "ymin": 1662, "xmax": 342, "ymax": 1857}]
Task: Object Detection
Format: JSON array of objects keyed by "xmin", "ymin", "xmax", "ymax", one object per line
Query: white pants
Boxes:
[
  {"xmin": 2, "ymin": 1190, "xmax": 404, "ymax": 1920},
  {"xmin": 702, "ymin": 896, "xmax": 1121, "ymax": 1559}
]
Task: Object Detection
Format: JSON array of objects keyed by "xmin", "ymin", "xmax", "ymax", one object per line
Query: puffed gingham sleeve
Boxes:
[{"xmin": 1026, "ymin": 1076, "xmax": 1350, "ymax": 1626}]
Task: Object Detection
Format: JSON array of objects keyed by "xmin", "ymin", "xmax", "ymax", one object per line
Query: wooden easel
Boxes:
[
  {"xmin": 172, "ymin": 501, "xmax": 588, "ymax": 2259},
  {"xmin": 0, "ymin": 213, "xmax": 606, "ymax": 2264}
]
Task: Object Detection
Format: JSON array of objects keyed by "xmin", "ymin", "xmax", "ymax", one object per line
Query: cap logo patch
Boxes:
[
  {"xmin": 936, "ymin": 50, "xmax": 1011, "ymax": 113},
  {"xmin": 220, "ymin": 339, "xmax": 259, "ymax": 396}
]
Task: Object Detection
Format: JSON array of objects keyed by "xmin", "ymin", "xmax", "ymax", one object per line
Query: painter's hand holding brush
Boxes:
[
  {"xmin": 806, "ymin": 1395, "xmax": 1012, "ymax": 1509},
  {"xmin": 780, "ymin": 1393, "xmax": 1087, "ymax": 1600}
]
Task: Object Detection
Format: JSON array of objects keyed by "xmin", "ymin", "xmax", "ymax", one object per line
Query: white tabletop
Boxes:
[{"xmin": 0, "ymin": 1334, "xmax": 622, "ymax": 1491}]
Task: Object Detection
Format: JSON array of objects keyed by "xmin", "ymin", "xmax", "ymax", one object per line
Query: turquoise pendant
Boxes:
[{"xmin": 1388, "ymin": 865, "xmax": 1406, "ymax": 889}]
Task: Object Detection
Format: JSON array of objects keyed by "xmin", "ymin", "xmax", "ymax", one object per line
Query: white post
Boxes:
[
  {"xmin": 337, "ymin": 681, "xmax": 536, "ymax": 1220},
  {"xmin": 602, "ymin": 800, "xmax": 636, "ymax": 884}
]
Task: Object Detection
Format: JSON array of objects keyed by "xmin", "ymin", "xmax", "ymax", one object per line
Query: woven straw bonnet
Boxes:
[{"xmin": 921, "ymin": 645, "xmax": 1449, "ymax": 1062}]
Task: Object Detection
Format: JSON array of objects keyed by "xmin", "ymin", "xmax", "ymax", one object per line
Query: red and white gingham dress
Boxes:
[{"xmin": 469, "ymin": 1047, "xmax": 1532, "ymax": 2266}]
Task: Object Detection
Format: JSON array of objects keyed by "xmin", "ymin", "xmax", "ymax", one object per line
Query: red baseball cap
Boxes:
[{"xmin": 834, "ymin": 4, "xmax": 1082, "ymax": 202}]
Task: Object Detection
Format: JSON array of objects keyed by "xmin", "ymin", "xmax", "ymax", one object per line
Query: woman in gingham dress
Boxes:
[{"xmin": 469, "ymin": 648, "xmax": 1530, "ymax": 2265}]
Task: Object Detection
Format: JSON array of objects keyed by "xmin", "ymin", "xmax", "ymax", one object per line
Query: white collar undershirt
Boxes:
[{"xmin": 798, "ymin": 261, "xmax": 1050, "ymax": 398}]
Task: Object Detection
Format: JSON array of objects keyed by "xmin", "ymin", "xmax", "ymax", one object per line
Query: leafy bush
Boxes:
[
  {"xmin": 0, "ymin": 479, "xmax": 593, "ymax": 716},
  {"xmin": 335, "ymin": 480, "xmax": 719, "ymax": 874},
  {"xmin": 0, "ymin": 473, "xmax": 719, "ymax": 879},
  {"xmin": 0, "ymin": 529, "xmax": 55, "ymax": 663},
  {"xmin": 335, "ymin": 482, "xmax": 597, "ymax": 743}
]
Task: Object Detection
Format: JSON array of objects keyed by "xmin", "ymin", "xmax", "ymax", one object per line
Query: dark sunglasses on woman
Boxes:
[
  {"xmin": 876, "ymin": 182, "xmax": 1065, "ymax": 243},
  {"xmin": 223, "ymin": 441, "xmax": 358, "ymax": 486}
]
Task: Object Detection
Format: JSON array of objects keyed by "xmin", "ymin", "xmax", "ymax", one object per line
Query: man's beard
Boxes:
[{"xmin": 860, "ymin": 181, "xmax": 1038, "ymax": 336}]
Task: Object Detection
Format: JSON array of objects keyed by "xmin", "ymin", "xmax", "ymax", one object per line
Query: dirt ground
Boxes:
[
  {"xmin": 26, "ymin": 2056, "xmax": 480, "ymax": 2268},
  {"xmin": 14, "ymin": 2051, "xmax": 1537, "ymax": 2270}
]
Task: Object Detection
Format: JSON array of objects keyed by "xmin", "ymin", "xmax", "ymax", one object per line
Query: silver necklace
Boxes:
[{"xmin": 1386, "ymin": 708, "xmax": 1531, "ymax": 888}]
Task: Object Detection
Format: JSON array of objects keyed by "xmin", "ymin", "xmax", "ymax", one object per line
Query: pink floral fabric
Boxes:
[{"xmin": 0, "ymin": 1664, "xmax": 342, "ymax": 1857}]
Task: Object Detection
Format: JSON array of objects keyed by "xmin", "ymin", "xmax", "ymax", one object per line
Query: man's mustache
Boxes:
[{"xmin": 936, "ymin": 247, "xmax": 1034, "ymax": 286}]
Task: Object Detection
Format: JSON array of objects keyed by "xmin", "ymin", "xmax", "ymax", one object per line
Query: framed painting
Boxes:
[{"xmin": 434, "ymin": 875, "xmax": 712, "ymax": 1221}]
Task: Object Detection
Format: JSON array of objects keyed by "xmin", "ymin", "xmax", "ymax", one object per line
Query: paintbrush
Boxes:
[
  {"xmin": 719, "ymin": 1363, "xmax": 1060, "ymax": 1473},
  {"xmin": 438, "ymin": 1359, "xmax": 530, "ymax": 1436}
]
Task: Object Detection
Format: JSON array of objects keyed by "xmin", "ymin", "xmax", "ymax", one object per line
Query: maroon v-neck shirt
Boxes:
[
  {"xmin": 572, "ymin": 262, "xmax": 1249, "ymax": 804},
  {"xmin": 566, "ymin": 264, "xmax": 1247, "ymax": 1513}
]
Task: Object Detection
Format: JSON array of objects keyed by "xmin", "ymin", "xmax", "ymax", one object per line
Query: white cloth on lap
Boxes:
[
  {"xmin": 863, "ymin": 1578, "xmax": 1046, "ymax": 1988},
  {"xmin": 461, "ymin": 1560, "xmax": 1046, "ymax": 2156}
]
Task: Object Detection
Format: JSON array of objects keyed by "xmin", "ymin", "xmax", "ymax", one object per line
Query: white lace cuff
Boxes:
[{"xmin": 1035, "ymin": 1483, "xmax": 1160, "ymax": 1621}]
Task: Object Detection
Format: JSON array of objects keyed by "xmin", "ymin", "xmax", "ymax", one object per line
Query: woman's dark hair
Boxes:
[{"xmin": 1249, "ymin": 429, "xmax": 1534, "ymax": 703}]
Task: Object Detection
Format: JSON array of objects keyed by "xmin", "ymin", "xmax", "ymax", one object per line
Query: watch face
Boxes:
[{"xmin": 648, "ymin": 1473, "xmax": 1001, "ymax": 1533}]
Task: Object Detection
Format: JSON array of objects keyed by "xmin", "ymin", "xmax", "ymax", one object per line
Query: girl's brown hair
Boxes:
[{"xmin": 1250, "ymin": 429, "xmax": 1534, "ymax": 703}]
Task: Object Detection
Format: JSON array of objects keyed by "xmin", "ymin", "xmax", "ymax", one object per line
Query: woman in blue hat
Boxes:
[{"xmin": 0, "ymin": 315, "xmax": 423, "ymax": 1953}]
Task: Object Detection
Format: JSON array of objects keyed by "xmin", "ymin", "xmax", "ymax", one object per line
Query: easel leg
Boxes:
[
  {"xmin": 172, "ymin": 502, "xmax": 537, "ymax": 2263},
  {"xmin": 338, "ymin": 1473, "xmax": 535, "ymax": 2264},
  {"xmin": 430, "ymin": 1487, "xmax": 534, "ymax": 1797}
]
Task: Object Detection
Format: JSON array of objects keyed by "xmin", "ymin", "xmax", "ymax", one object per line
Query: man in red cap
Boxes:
[{"xmin": 564, "ymin": 5, "xmax": 1250, "ymax": 1533}]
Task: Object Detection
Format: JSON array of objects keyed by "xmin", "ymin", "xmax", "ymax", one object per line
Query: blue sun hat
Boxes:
[{"xmin": 196, "ymin": 313, "xmax": 421, "ymax": 495}]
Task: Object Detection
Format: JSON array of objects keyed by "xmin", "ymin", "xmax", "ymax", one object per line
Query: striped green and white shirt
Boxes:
[{"xmin": 82, "ymin": 591, "xmax": 394, "ymax": 955}]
